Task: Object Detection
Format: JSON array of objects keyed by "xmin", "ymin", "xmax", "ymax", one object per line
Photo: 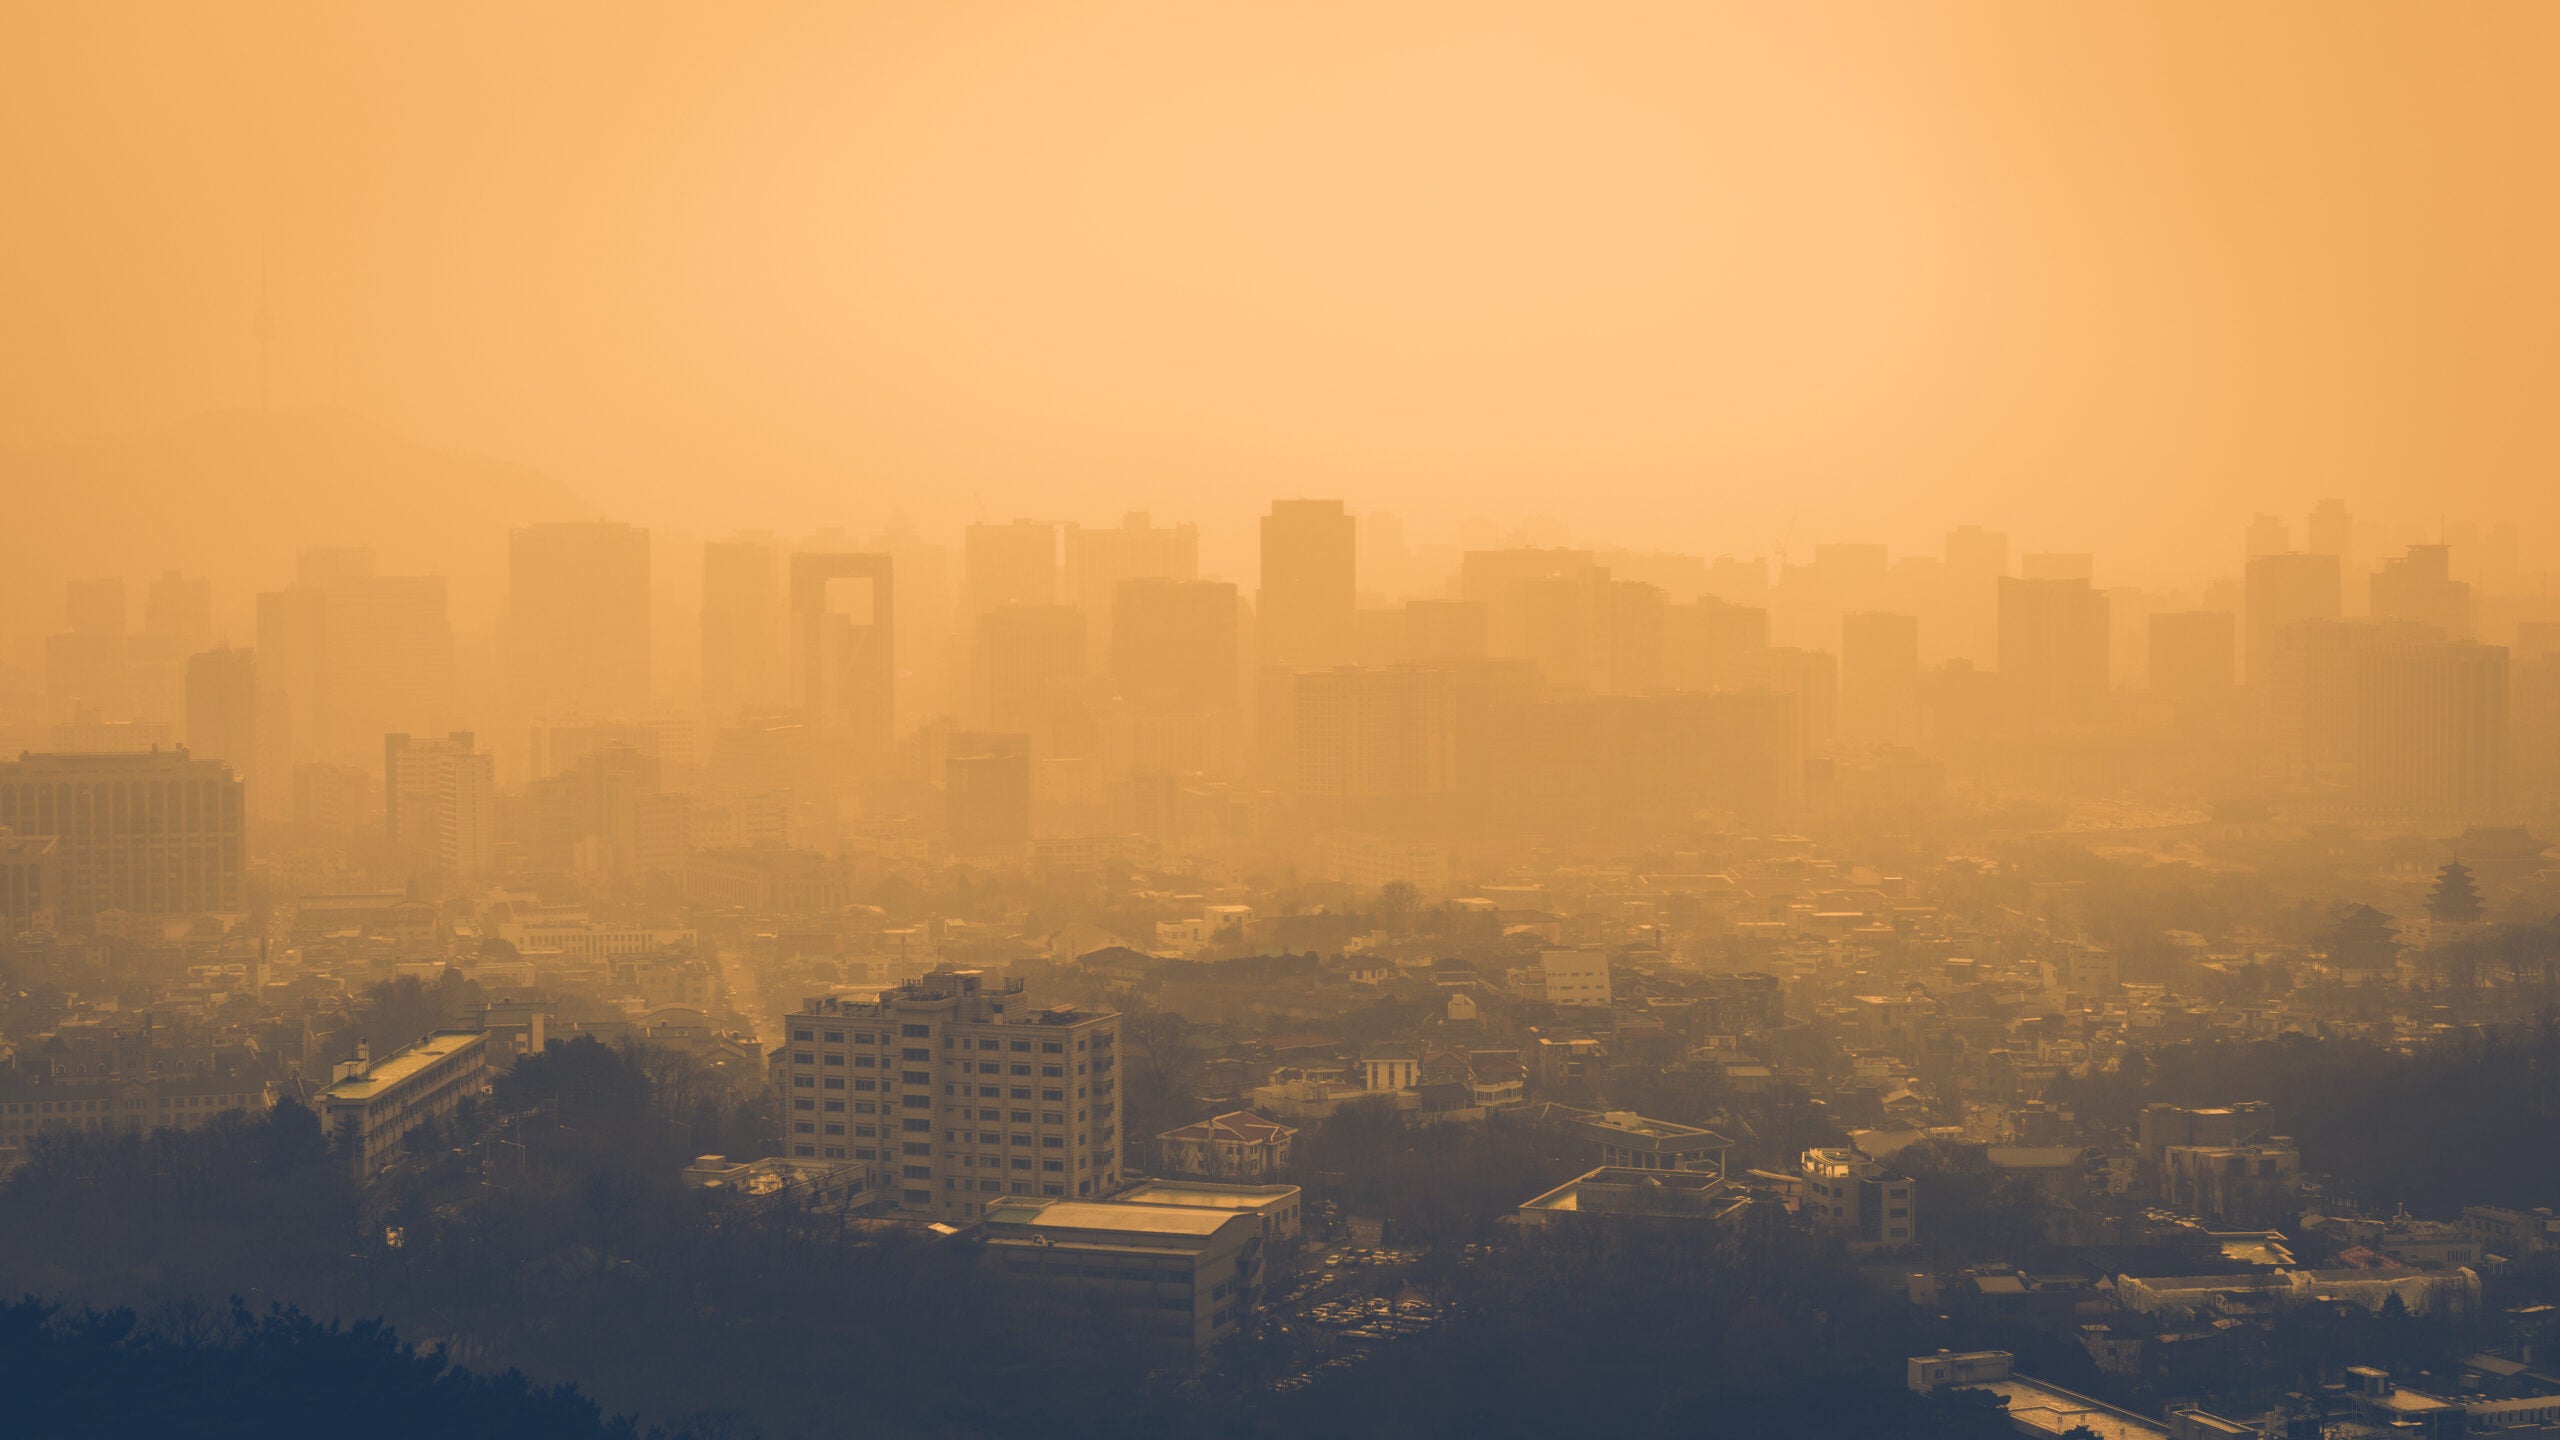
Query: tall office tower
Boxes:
[
  {"xmin": 973, "ymin": 604, "xmax": 1087, "ymax": 743},
  {"xmin": 1066, "ymin": 513, "xmax": 1197, "ymax": 651},
  {"xmin": 2513, "ymin": 629, "xmax": 2560, "ymax": 806},
  {"xmin": 1602, "ymin": 580, "xmax": 1667, "ymax": 695},
  {"xmin": 384, "ymin": 732, "xmax": 497, "ymax": 881},
  {"xmin": 2244, "ymin": 552, "xmax": 2342, "ymax": 686},
  {"xmin": 2147, "ymin": 611, "xmax": 2237, "ymax": 732},
  {"xmin": 2245, "ymin": 513, "xmax": 2291, "ymax": 559},
  {"xmin": 1725, "ymin": 646, "xmax": 1839, "ymax": 749},
  {"xmin": 522, "ymin": 743, "xmax": 680, "ymax": 878},
  {"xmin": 946, "ymin": 732, "xmax": 1032, "ymax": 850},
  {"xmin": 184, "ymin": 648, "xmax": 260, "ymax": 804},
  {"xmin": 2354, "ymin": 635, "xmax": 2507, "ymax": 817},
  {"xmin": 1292, "ymin": 666, "xmax": 1457, "ymax": 800},
  {"xmin": 1773, "ymin": 542, "xmax": 1889, "ymax": 651},
  {"xmin": 2308, "ymin": 498, "xmax": 2352, "ymax": 558},
  {"xmin": 2019, "ymin": 552, "xmax": 2093, "ymax": 582},
  {"xmin": 1400, "ymin": 599, "xmax": 1489, "ymax": 663},
  {"xmin": 256, "ymin": 548, "xmax": 457, "ymax": 767},
  {"xmin": 1942, "ymin": 526, "xmax": 2009, "ymax": 665},
  {"xmin": 1258, "ymin": 500, "xmax": 1357, "ymax": 671},
  {"xmin": 1664, "ymin": 597, "xmax": 1771, "ymax": 691},
  {"xmin": 0, "ymin": 750, "xmax": 245, "ymax": 918},
  {"xmin": 142, "ymin": 573, "xmax": 213, "ymax": 651},
  {"xmin": 1840, "ymin": 612, "xmax": 1921, "ymax": 744},
  {"xmin": 2370, "ymin": 544, "xmax": 2476, "ymax": 640},
  {"xmin": 789, "ymin": 552, "xmax": 895, "ymax": 762},
  {"xmin": 1998, "ymin": 576, "xmax": 2111, "ymax": 730},
  {"xmin": 506, "ymin": 521, "xmax": 653, "ymax": 720},
  {"xmin": 701, "ymin": 535, "xmax": 787, "ymax": 717},
  {"xmin": 1111, "ymin": 579, "xmax": 1239, "ymax": 710},
  {"xmin": 1704, "ymin": 554, "xmax": 1770, "ymax": 608},
  {"xmin": 774, "ymin": 970, "xmax": 1122, "ymax": 1222},
  {"xmin": 63, "ymin": 578, "xmax": 126, "ymax": 638},
  {"xmin": 965, "ymin": 520, "xmax": 1061, "ymax": 615}
]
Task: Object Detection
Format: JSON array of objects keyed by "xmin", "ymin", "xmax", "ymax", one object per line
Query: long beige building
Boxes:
[
  {"xmin": 776, "ymin": 970, "xmax": 1121, "ymax": 1223},
  {"xmin": 317, "ymin": 1030, "xmax": 492, "ymax": 1176}
]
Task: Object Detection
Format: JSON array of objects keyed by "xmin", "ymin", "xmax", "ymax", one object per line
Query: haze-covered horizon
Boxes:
[{"xmin": 7, "ymin": 1, "xmax": 2558, "ymax": 579}]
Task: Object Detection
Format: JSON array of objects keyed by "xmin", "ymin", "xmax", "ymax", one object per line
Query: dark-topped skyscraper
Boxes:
[{"xmin": 1257, "ymin": 499, "xmax": 1356, "ymax": 672}]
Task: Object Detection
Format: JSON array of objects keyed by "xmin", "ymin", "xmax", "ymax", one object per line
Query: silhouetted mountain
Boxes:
[{"xmin": 0, "ymin": 407, "xmax": 590, "ymax": 633}]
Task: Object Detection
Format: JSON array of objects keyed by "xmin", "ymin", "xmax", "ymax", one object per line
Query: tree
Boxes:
[{"xmin": 2429, "ymin": 859, "xmax": 2485, "ymax": 925}]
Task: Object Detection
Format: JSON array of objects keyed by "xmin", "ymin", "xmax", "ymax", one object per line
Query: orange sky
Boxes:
[{"xmin": 4, "ymin": 1, "xmax": 2555, "ymax": 574}]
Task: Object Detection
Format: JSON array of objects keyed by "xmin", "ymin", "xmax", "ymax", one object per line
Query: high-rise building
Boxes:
[
  {"xmin": 947, "ymin": 732, "xmax": 1032, "ymax": 851},
  {"xmin": 701, "ymin": 535, "xmax": 787, "ymax": 717},
  {"xmin": 2147, "ymin": 611, "xmax": 2236, "ymax": 732},
  {"xmin": 0, "ymin": 750, "xmax": 245, "ymax": 918},
  {"xmin": 1066, "ymin": 513, "xmax": 1197, "ymax": 651},
  {"xmin": 255, "ymin": 548, "xmax": 457, "ymax": 768},
  {"xmin": 1257, "ymin": 500, "xmax": 1356, "ymax": 671},
  {"xmin": 505, "ymin": 521, "xmax": 652, "ymax": 720},
  {"xmin": 141, "ymin": 572, "xmax": 213, "ymax": 651},
  {"xmin": 974, "ymin": 605, "xmax": 1087, "ymax": 743},
  {"xmin": 1998, "ymin": 576, "xmax": 2110, "ymax": 730},
  {"xmin": 788, "ymin": 552, "xmax": 896, "ymax": 760},
  {"xmin": 1725, "ymin": 646, "xmax": 1838, "ymax": 749},
  {"xmin": 2369, "ymin": 544, "xmax": 2475, "ymax": 641},
  {"xmin": 1840, "ymin": 612, "xmax": 1920, "ymax": 744},
  {"xmin": 2260, "ymin": 619, "xmax": 2509, "ymax": 816},
  {"xmin": 1400, "ymin": 600, "xmax": 1490, "ymax": 664},
  {"xmin": 2244, "ymin": 552, "xmax": 2340, "ymax": 685},
  {"xmin": 966, "ymin": 520, "xmax": 1061, "ymax": 615},
  {"xmin": 1111, "ymin": 579, "xmax": 1239, "ymax": 711},
  {"xmin": 2246, "ymin": 513, "xmax": 2291, "ymax": 559},
  {"xmin": 774, "ymin": 970, "xmax": 1123, "ymax": 1223},
  {"xmin": 384, "ymin": 732, "xmax": 498, "ymax": 881},
  {"xmin": 183, "ymin": 648, "xmax": 260, "ymax": 804},
  {"xmin": 1942, "ymin": 527, "xmax": 2008, "ymax": 666},
  {"xmin": 1664, "ymin": 597, "xmax": 1770, "ymax": 691},
  {"xmin": 1290, "ymin": 666, "xmax": 1456, "ymax": 799}
]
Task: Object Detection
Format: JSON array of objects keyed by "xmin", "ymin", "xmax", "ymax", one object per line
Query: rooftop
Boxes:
[
  {"xmin": 319, "ymin": 1030, "xmax": 486, "ymax": 1102},
  {"xmin": 984, "ymin": 1198, "xmax": 1243, "ymax": 1237}
]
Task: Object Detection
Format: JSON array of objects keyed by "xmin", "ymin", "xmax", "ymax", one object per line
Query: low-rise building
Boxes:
[
  {"xmin": 980, "ymin": 1196, "xmax": 1268, "ymax": 1351},
  {"xmin": 1802, "ymin": 1146, "xmax": 1918, "ymax": 1252},
  {"xmin": 315, "ymin": 1030, "xmax": 492, "ymax": 1176},
  {"xmin": 1155, "ymin": 1110, "xmax": 1296, "ymax": 1180}
]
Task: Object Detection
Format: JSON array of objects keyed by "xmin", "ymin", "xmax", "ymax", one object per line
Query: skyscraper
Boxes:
[
  {"xmin": 1840, "ymin": 611, "xmax": 1921, "ymax": 744},
  {"xmin": 254, "ymin": 548, "xmax": 456, "ymax": 768},
  {"xmin": 2147, "ymin": 611, "xmax": 2236, "ymax": 732},
  {"xmin": 0, "ymin": 750, "xmax": 245, "ymax": 918},
  {"xmin": 1257, "ymin": 500, "xmax": 1356, "ymax": 671},
  {"xmin": 701, "ymin": 535, "xmax": 787, "ymax": 717},
  {"xmin": 2369, "ymin": 544, "xmax": 2475, "ymax": 641},
  {"xmin": 1065, "ymin": 513, "xmax": 1197, "ymax": 651},
  {"xmin": 506, "ymin": 521, "xmax": 652, "ymax": 720},
  {"xmin": 2243, "ymin": 552, "xmax": 2341, "ymax": 686},
  {"xmin": 1998, "ymin": 576, "xmax": 2111, "ymax": 730},
  {"xmin": 965, "ymin": 520, "xmax": 1061, "ymax": 615},
  {"xmin": 1111, "ymin": 578, "xmax": 1240, "ymax": 711},
  {"xmin": 789, "ymin": 552, "xmax": 895, "ymax": 760},
  {"xmin": 384, "ymin": 732, "xmax": 498, "ymax": 881},
  {"xmin": 183, "ymin": 647, "xmax": 259, "ymax": 804}
]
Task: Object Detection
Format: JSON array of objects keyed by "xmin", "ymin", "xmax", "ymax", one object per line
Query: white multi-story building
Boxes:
[
  {"xmin": 775, "ymin": 970, "xmax": 1121, "ymax": 1223},
  {"xmin": 1536, "ymin": 947, "xmax": 1612, "ymax": 1007}
]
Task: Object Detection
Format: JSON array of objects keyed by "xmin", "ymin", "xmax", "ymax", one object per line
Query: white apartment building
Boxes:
[
  {"xmin": 776, "ymin": 970, "xmax": 1122, "ymax": 1223},
  {"xmin": 1537, "ymin": 947, "xmax": 1613, "ymax": 1007}
]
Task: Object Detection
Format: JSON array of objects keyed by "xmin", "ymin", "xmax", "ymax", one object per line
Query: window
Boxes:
[
  {"xmin": 1042, "ymin": 1089, "xmax": 1064, "ymax": 1102},
  {"xmin": 794, "ymin": 1145, "xmax": 815, "ymax": 1157},
  {"xmin": 823, "ymin": 1077, "xmax": 845, "ymax": 1090},
  {"xmin": 855, "ymin": 1124, "xmax": 877, "ymax": 1138},
  {"xmin": 793, "ymin": 1052, "xmax": 813, "ymax": 1065},
  {"xmin": 1010, "ymin": 1087, "xmax": 1031, "ymax": 1100},
  {"xmin": 791, "ymin": 1029, "xmax": 813, "ymax": 1042},
  {"xmin": 854, "ymin": 1055, "xmax": 876, "ymax": 1068},
  {"xmin": 901, "ymin": 1047, "xmax": 930, "ymax": 1062},
  {"xmin": 978, "ymin": 1039, "xmax": 1000, "ymax": 1051},
  {"xmin": 823, "ymin": 1054, "xmax": 844, "ymax": 1067},
  {"xmin": 794, "ymin": 1098, "xmax": 815, "ymax": 1111},
  {"xmin": 1041, "ymin": 1065, "xmax": 1063, "ymax": 1078},
  {"xmin": 902, "ymin": 1118, "xmax": 932, "ymax": 1133},
  {"xmin": 1042, "ymin": 1136, "xmax": 1063, "ymax": 1149},
  {"xmin": 903, "ymin": 1143, "xmax": 931, "ymax": 1157},
  {"xmin": 1043, "ymin": 1160, "xmax": 1063, "ymax": 1172},
  {"xmin": 823, "ymin": 1031, "xmax": 843, "ymax": 1043},
  {"xmin": 823, "ymin": 1146, "xmax": 846, "ymax": 1159},
  {"xmin": 1010, "ymin": 1064, "xmax": 1031, "ymax": 1076},
  {"xmin": 824, "ymin": 1123, "xmax": 844, "ymax": 1136},
  {"xmin": 979, "ymin": 1086, "xmax": 1000, "ymax": 1098},
  {"xmin": 903, "ymin": 1095, "xmax": 930, "ymax": 1109},
  {"xmin": 855, "ymin": 1079, "xmax": 876, "ymax": 1092},
  {"xmin": 901, "ymin": 1024, "xmax": 930, "ymax": 1038},
  {"xmin": 1042, "ymin": 1183, "xmax": 1063, "ymax": 1196},
  {"xmin": 793, "ymin": 1076, "xmax": 814, "ymax": 1088}
]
